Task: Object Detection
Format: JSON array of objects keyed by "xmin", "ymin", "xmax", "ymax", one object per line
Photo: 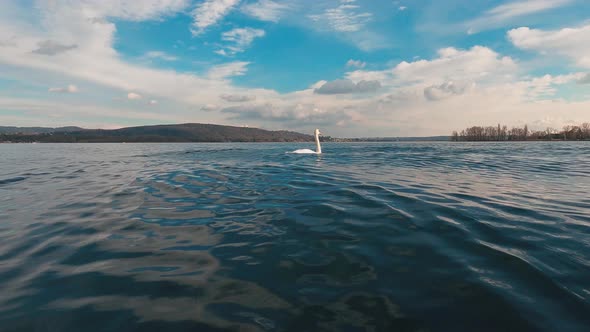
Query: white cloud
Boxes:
[
  {"xmin": 304, "ymin": 0, "xmax": 384, "ymax": 51},
  {"xmin": 149, "ymin": 99, "xmax": 158, "ymax": 105},
  {"xmin": 0, "ymin": 35, "xmax": 17, "ymax": 47},
  {"xmin": 308, "ymin": 0, "xmax": 373, "ymax": 32},
  {"xmin": 1, "ymin": 0, "xmax": 590, "ymax": 137},
  {"xmin": 0, "ymin": 97, "xmax": 179, "ymax": 125},
  {"xmin": 217, "ymin": 27, "xmax": 265, "ymax": 56},
  {"xmin": 86, "ymin": 0, "xmax": 190, "ymax": 21},
  {"xmin": 220, "ymin": 94, "xmax": 256, "ymax": 102},
  {"xmin": 346, "ymin": 59, "xmax": 366, "ymax": 68},
  {"xmin": 424, "ymin": 81, "xmax": 473, "ymax": 101},
  {"xmin": 48, "ymin": 84, "xmax": 79, "ymax": 93},
  {"xmin": 345, "ymin": 70, "xmax": 389, "ymax": 83},
  {"xmin": 33, "ymin": 40, "xmax": 78, "ymax": 56},
  {"xmin": 241, "ymin": 0, "xmax": 290, "ymax": 22},
  {"xmin": 191, "ymin": 0, "xmax": 240, "ymax": 35},
  {"xmin": 466, "ymin": 0, "xmax": 573, "ymax": 33},
  {"xmin": 201, "ymin": 103, "xmax": 220, "ymax": 112},
  {"xmin": 398, "ymin": 6, "xmax": 407, "ymax": 11},
  {"xmin": 214, "ymin": 49, "xmax": 228, "ymax": 56},
  {"xmin": 508, "ymin": 25, "xmax": 590, "ymax": 68},
  {"xmin": 0, "ymin": 1, "xmax": 266, "ymax": 110},
  {"xmin": 127, "ymin": 92, "xmax": 143, "ymax": 100},
  {"xmin": 391, "ymin": 46, "xmax": 518, "ymax": 85},
  {"xmin": 314, "ymin": 79, "xmax": 381, "ymax": 94},
  {"xmin": 221, "ymin": 103, "xmax": 351, "ymax": 127},
  {"xmin": 309, "ymin": 80, "xmax": 328, "ymax": 90},
  {"xmin": 207, "ymin": 61, "xmax": 250, "ymax": 79},
  {"xmin": 326, "ymin": 46, "xmax": 589, "ymax": 135},
  {"xmin": 143, "ymin": 51, "xmax": 177, "ymax": 61},
  {"xmin": 524, "ymin": 73, "xmax": 585, "ymax": 98},
  {"xmin": 486, "ymin": 0, "xmax": 572, "ymax": 20}
]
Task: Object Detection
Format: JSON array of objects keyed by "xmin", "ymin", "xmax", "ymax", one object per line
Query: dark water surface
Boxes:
[{"xmin": 1, "ymin": 142, "xmax": 589, "ymax": 331}]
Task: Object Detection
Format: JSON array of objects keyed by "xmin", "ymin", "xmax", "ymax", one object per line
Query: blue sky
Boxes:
[{"xmin": 0, "ymin": 0, "xmax": 589, "ymax": 136}]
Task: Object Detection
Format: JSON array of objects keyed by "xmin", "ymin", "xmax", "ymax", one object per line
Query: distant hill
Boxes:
[
  {"xmin": 0, "ymin": 123, "xmax": 453, "ymax": 143},
  {"xmin": 336, "ymin": 136, "xmax": 450, "ymax": 142},
  {"xmin": 0, "ymin": 123, "xmax": 313, "ymax": 143},
  {"xmin": 0, "ymin": 126, "xmax": 84, "ymax": 134}
]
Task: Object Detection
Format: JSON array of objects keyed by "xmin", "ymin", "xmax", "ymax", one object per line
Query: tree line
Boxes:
[
  {"xmin": 452, "ymin": 123, "xmax": 590, "ymax": 141},
  {"xmin": 0, "ymin": 123, "xmax": 314, "ymax": 143}
]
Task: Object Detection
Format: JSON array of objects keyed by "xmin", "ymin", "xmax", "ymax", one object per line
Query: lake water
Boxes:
[{"xmin": 0, "ymin": 142, "xmax": 589, "ymax": 331}]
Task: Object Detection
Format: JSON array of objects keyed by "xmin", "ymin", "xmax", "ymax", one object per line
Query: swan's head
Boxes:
[{"xmin": 314, "ymin": 128, "xmax": 322, "ymax": 136}]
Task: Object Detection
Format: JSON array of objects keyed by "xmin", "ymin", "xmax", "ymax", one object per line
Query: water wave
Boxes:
[{"xmin": 0, "ymin": 142, "xmax": 589, "ymax": 331}]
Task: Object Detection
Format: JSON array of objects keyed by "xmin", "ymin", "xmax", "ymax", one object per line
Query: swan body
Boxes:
[
  {"xmin": 292, "ymin": 129, "xmax": 322, "ymax": 154},
  {"xmin": 292, "ymin": 148, "xmax": 317, "ymax": 154}
]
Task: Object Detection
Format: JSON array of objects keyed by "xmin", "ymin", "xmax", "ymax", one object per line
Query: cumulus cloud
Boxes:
[
  {"xmin": 2, "ymin": 1, "xmax": 590, "ymax": 137},
  {"xmin": 392, "ymin": 46, "xmax": 517, "ymax": 84},
  {"xmin": 242, "ymin": 0, "xmax": 290, "ymax": 22},
  {"xmin": 314, "ymin": 79, "xmax": 381, "ymax": 95},
  {"xmin": 0, "ymin": 36, "xmax": 17, "ymax": 47},
  {"xmin": 143, "ymin": 51, "xmax": 177, "ymax": 61},
  {"xmin": 127, "ymin": 92, "xmax": 142, "ymax": 100},
  {"xmin": 207, "ymin": 61, "xmax": 250, "ymax": 79},
  {"xmin": 201, "ymin": 104, "xmax": 219, "ymax": 112},
  {"xmin": 525, "ymin": 73, "xmax": 585, "ymax": 98},
  {"xmin": 48, "ymin": 84, "xmax": 78, "ymax": 93},
  {"xmin": 32, "ymin": 40, "xmax": 78, "ymax": 56},
  {"xmin": 0, "ymin": 96, "xmax": 184, "ymax": 127},
  {"xmin": 346, "ymin": 70, "xmax": 389, "ymax": 83},
  {"xmin": 220, "ymin": 94, "xmax": 256, "ymax": 102},
  {"xmin": 221, "ymin": 103, "xmax": 352, "ymax": 126},
  {"xmin": 424, "ymin": 81, "xmax": 472, "ymax": 101},
  {"xmin": 314, "ymin": 79, "xmax": 381, "ymax": 94},
  {"xmin": 218, "ymin": 27, "xmax": 265, "ymax": 55},
  {"xmin": 0, "ymin": 0, "xmax": 265, "ymax": 128},
  {"xmin": 346, "ymin": 59, "xmax": 366, "ymax": 68},
  {"xmin": 1, "ymin": 0, "xmax": 258, "ymax": 109},
  {"xmin": 214, "ymin": 49, "xmax": 228, "ymax": 56},
  {"xmin": 191, "ymin": 0, "xmax": 240, "ymax": 35},
  {"xmin": 508, "ymin": 25, "xmax": 590, "ymax": 68},
  {"xmin": 578, "ymin": 74, "xmax": 590, "ymax": 84},
  {"xmin": 355, "ymin": 80, "xmax": 382, "ymax": 93}
]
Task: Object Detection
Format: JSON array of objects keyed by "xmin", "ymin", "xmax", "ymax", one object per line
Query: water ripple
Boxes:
[{"xmin": 0, "ymin": 142, "xmax": 589, "ymax": 331}]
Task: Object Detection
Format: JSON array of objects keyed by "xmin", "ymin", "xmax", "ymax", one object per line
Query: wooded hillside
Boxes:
[{"xmin": 0, "ymin": 123, "xmax": 313, "ymax": 143}]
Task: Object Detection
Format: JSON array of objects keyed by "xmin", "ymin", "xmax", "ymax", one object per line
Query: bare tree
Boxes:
[
  {"xmin": 453, "ymin": 123, "xmax": 589, "ymax": 141},
  {"xmin": 582, "ymin": 123, "xmax": 590, "ymax": 140},
  {"xmin": 563, "ymin": 125, "xmax": 572, "ymax": 140}
]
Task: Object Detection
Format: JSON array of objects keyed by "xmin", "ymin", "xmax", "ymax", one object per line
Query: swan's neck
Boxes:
[{"xmin": 315, "ymin": 133, "xmax": 322, "ymax": 154}]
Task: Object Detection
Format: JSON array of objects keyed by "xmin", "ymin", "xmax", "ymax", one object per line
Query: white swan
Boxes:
[{"xmin": 292, "ymin": 129, "xmax": 322, "ymax": 154}]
